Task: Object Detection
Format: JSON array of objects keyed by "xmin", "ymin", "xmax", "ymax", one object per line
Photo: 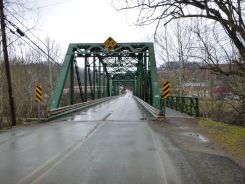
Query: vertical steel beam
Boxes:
[
  {"xmin": 74, "ymin": 59, "xmax": 84, "ymax": 102},
  {"xmin": 103, "ymin": 66, "xmax": 106, "ymax": 97},
  {"xmin": 98, "ymin": 59, "xmax": 101, "ymax": 98},
  {"xmin": 148, "ymin": 43, "xmax": 160, "ymax": 109},
  {"xmin": 135, "ymin": 77, "xmax": 138, "ymax": 96},
  {"xmin": 50, "ymin": 45, "xmax": 73, "ymax": 109},
  {"xmin": 84, "ymin": 57, "xmax": 88, "ymax": 101},
  {"xmin": 115, "ymin": 81, "xmax": 118, "ymax": 95},
  {"xmin": 136, "ymin": 60, "xmax": 143, "ymax": 99},
  {"xmin": 139, "ymin": 54, "xmax": 145, "ymax": 100},
  {"xmin": 107, "ymin": 77, "xmax": 111, "ymax": 96},
  {"xmin": 70, "ymin": 59, "xmax": 74, "ymax": 105},
  {"xmin": 93, "ymin": 56, "xmax": 96, "ymax": 100},
  {"xmin": 148, "ymin": 62, "xmax": 152, "ymax": 105},
  {"xmin": 112, "ymin": 80, "xmax": 114, "ymax": 96},
  {"xmin": 88, "ymin": 60, "xmax": 93, "ymax": 100},
  {"xmin": 143, "ymin": 53, "xmax": 147, "ymax": 102},
  {"xmin": 134, "ymin": 77, "xmax": 136, "ymax": 95}
]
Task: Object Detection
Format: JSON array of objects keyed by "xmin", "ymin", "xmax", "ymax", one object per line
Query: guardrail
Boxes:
[
  {"xmin": 134, "ymin": 96, "xmax": 162, "ymax": 118},
  {"xmin": 48, "ymin": 96, "xmax": 118, "ymax": 120},
  {"xmin": 165, "ymin": 96, "xmax": 199, "ymax": 117}
]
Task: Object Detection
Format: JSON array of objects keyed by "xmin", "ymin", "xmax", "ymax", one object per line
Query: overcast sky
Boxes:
[{"xmin": 13, "ymin": 0, "xmax": 154, "ymax": 57}]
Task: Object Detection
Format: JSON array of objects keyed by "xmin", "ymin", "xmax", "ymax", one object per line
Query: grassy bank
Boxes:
[{"xmin": 199, "ymin": 119, "xmax": 245, "ymax": 166}]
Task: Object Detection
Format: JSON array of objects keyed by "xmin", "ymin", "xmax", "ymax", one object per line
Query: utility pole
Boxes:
[{"xmin": 0, "ymin": 0, "xmax": 17, "ymax": 126}]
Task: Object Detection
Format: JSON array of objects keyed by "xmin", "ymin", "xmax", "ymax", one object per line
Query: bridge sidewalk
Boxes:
[{"xmin": 165, "ymin": 107, "xmax": 193, "ymax": 118}]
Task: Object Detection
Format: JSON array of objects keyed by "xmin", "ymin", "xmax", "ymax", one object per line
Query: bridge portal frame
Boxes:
[{"xmin": 50, "ymin": 42, "xmax": 160, "ymax": 110}]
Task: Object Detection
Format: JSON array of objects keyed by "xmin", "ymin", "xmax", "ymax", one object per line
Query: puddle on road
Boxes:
[
  {"xmin": 182, "ymin": 132, "xmax": 209, "ymax": 142},
  {"xmin": 179, "ymin": 126, "xmax": 189, "ymax": 130},
  {"xmin": 140, "ymin": 113, "xmax": 147, "ymax": 120},
  {"xmin": 70, "ymin": 115, "xmax": 87, "ymax": 121},
  {"xmin": 69, "ymin": 109, "xmax": 98, "ymax": 121}
]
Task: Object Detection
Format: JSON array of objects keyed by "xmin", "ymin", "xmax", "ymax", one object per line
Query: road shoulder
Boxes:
[{"xmin": 147, "ymin": 117, "xmax": 245, "ymax": 184}]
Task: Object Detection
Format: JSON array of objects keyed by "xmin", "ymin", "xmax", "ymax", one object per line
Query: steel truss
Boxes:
[{"xmin": 50, "ymin": 42, "xmax": 160, "ymax": 110}]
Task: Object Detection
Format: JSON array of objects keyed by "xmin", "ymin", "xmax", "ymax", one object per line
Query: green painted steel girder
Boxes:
[
  {"xmin": 50, "ymin": 42, "xmax": 160, "ymax": 110},
  {"xmin": 148, "ymin": 43, "xmax": 160, "ymax": 108},
  {"xmin": 50, "ymin": 45, "xmax": 74, "ymax": 109}
]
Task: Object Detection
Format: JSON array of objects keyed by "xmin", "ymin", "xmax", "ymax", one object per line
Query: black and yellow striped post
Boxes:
[
  {"xmin": 35, "ymin": 85, "xmax": 42, "ymax": 103},
  {"xmin": 162, "ymin": 81, "xmax": 170, "ymax": 99},
  {"xmin": 161, "ymin": 81, "xmax": 170, "ymax": 116},
  {"xmin": 35, "ymin": 85, "xmax": 42, "ymax": 121}
]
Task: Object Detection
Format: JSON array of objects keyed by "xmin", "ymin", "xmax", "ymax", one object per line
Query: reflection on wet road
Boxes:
[{"xmin": 0, "ymin": 93, "xmax": 180, "ymax": 184}]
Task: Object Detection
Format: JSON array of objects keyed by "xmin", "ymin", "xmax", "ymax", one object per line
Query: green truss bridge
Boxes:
[
  {"xmin": 49, "ymin": 41, "xmax": 164, "ymax": 117},
  {"xmin": 49, "ymin": 41, "xmax": 199, "ymax": 119}
]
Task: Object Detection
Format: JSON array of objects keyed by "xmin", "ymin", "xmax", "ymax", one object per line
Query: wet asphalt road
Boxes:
[
  {"xmin": 0, "ymin": 94, "xmax": 180, "ymax": 184},
  {"xmin": 0, "ymin": 94, "xmax": 244, "ymax": 184}
]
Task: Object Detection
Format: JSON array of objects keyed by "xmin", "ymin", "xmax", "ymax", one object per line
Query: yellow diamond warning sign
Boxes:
[{"xmin": 104, "ymin": 37, "xmax": 117, "ymax": 50}]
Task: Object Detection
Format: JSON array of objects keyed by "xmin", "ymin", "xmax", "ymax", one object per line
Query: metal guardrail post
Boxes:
[
  {"xmin": 195, "ymin": 97, "xmax": 199, "ymax": 117},
  {"xmin": 189, "ymin": 98, "xmax": 193, "ymax": 116},
  {"xmin": 170, "ymin": 96, "xmax": 173, "ymax": 108},
  {"xmin": 176, "ymin": 96, "xmax": 179, "ymax": 110},
  {"xmin": 181, "ymin": 97, "xmax": 184, "ymax": 112},
  {"xmin": 160, "ymin": 98, "xmax": 165, "ymax": 116}
]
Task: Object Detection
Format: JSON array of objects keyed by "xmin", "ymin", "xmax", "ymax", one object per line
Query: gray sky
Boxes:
[{"xmin": 20, "ymin": 0, "xmax": 153, "ymax": 56}]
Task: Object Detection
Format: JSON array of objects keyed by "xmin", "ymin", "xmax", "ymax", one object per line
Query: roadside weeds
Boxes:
[{"xmin": 198, "ymin": 119, "xmax": 245, "ymax": 168}]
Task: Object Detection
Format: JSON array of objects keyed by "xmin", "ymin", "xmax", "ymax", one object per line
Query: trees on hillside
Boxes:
[{"xmin": 0, "ymin": 50, "xmax": 60, "ymax": 126}]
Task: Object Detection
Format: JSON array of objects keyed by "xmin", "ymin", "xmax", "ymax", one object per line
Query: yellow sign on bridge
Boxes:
[{"xmin": 104, "ymin": 37, "xmax": 117, "ymax": 50}]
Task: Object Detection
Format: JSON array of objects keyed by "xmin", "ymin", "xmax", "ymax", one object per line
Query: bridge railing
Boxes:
[
  {"xmin": 48, "ymin": 96, "xmax": 117, "ymax": 120},
  {"xmin": 134, "ymin": 96, "xmax": 161, "ymax": 118},
  {"xmin": 164, "ymin": 96, "xmax": 199, "ymax": 117}
]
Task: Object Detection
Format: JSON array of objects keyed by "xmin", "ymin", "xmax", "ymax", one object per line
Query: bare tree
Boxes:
[
  {"xmin": 191, "ymin": 20, "xmax": 245, "ymax": 122},
  {"xmin": 115, "ymin": 0, "xmax": 245, "ymax": 76},
  {"xmin": 156, "ymin": 19, "xmax": 194, "ymax": 96},
  {"xmin": 43, "ymin": 36, "xmax": 61, "ymax": 99}
]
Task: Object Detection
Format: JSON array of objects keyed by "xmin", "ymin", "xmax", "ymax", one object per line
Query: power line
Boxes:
[
  {"xmin": 5, "ymin": 19, "xmax": 61, "ymax": 67},
  {"xmin": 5, "ymin": 18, "xmax": 61, "ymax": 66},
  {"xmin": 4, "ymin": 8, "xmax": 62, "ymax": 62},
  {"xmin": 6, "ymin": 26, "xmax": 48, "ymax": 60},
  {"xmin": 24, "ymin": 35, "xmax": 61, "ymax": 66},
  {"xmin": 6, "ymin": 25, "xmax": 61, "ymax": 67},
  {"xmin": 35, "ymin": 0, "xmax": 75, "ymax": 9}
]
